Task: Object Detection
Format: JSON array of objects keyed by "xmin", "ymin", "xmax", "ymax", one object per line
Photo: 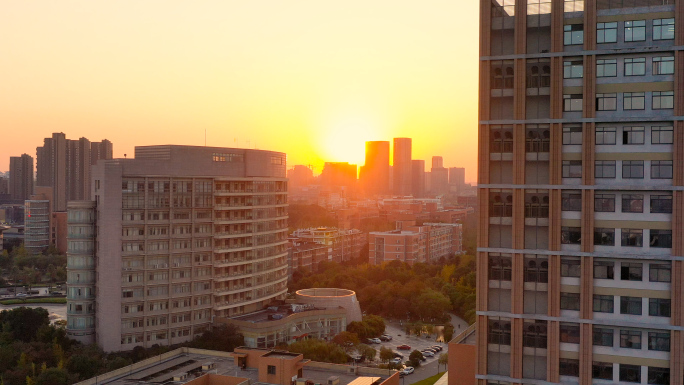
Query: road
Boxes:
[{"xmin": 370, "ymin": 313, "xmax": 467, "ymax": 385}]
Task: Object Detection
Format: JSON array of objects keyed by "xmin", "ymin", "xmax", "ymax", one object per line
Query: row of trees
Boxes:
[
  {"xmin": 0, "ymin": 307, "xmax": 244, "ymax": 385},
  {"xmin": 290, "ymin": 258, "xmax": 476, "ymax": 324},
  {"xmin": 0, "ymin": 245, "xmax": 67, "ymax": 289}
]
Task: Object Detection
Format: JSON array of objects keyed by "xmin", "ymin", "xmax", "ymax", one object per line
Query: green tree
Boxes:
[
  {"xmin": 356, "ymin": 344, "xmax": 376, "ymax": 361},
  {"xmin": 0, "ymin": 307, "xmax": 49, "ymax": 342},
  {"xmin": 408, "ymin": 350, "xmax": 423, "ymax": 368},
  {"xmin": 35, "ymin": 368, "xmax": 68, "ymax": 385},
  {"xmin": 189, "ymin": 324, "xmax": 244, "ymax": 352},
  {"xmin": 379, "ymin": 347, "xmax": 394, "ymax": 363},
  {"xmin": 286, "ymin": 338, "xmax": 348, "ymax": 364},
  {"xmin": 438, "ymin": 353, "xmax": 448, "ymax": 372},
  {"xmin": 443, "ymin": 323, "xmax": 455, "ymax": 342},
  {"xmin": 331, "ymin": 331, "xmax": 359, "ymax": 351}
]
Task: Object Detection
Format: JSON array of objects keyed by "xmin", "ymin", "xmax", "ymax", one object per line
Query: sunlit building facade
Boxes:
[
  {"xmin": 66, "ymin": 145, "xmax": 288, "ymax": 352},
  {"xmin": 479, "ymin": 1, "xmax": 681, "ymax": 384}
]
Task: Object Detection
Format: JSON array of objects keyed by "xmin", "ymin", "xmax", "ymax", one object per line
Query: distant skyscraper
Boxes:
[
  {"xmin": 287, "ymin": 165, "xmax": 315, "ymax": 190},
  {"xmin": 411, "ymin": 160, "xmax": 425, "ymax": 198},
  {"xmin": 430, "ymin": 156, "xmax": 448, "ymax": 195},
  {"xmin": 37, "ymin": 133, "xmax": 113, "ymax": 211},
  {"xmin": 361, "ymin": 141, "xmax": 390, "ymax": 196},
  {"xmin": 90, "ymin": 139, "xmax": 113, "ymax": 166},
  {"xmin": 392, "ymin": 138, "xmax": 412, "ymax": 196},
  {"xmin": 320, "ymin": 162, "xmax": 357, "ymax": 192},
  {"xmin": 449, "ymin": 167, "xmax": 466, "ymax": 193},
  {"xmin": 9, "ymin": 154, "xmax": 34, "ymax": 201}
]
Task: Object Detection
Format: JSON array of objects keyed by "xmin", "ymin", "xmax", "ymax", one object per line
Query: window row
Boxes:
[
  {"xmin": 563, "ymin": 125, "xmax": 673, "ymax": 145},
  {"xmin": 564, "ymin": 18, "xmax": 674, "ymax": 46},
  {"xmin": 562, "ymin": 227, "xmax": 672, "ymax": 248},
  {"xmin": 562, "ymin": 192, "xmax": 672, "ymax": 213},
  {"xmin": 560, "ymin": 360, "xmax": 669, "ymax": 385},
  {"xmin": 560, "ymin": 293, "xmax": 671, "ymax": 317},
  {"xmin": 564, "ymin": 91, "xmax": 674, "ymax": 112},
  {"xmin": 562, "ymin": 160, "xmax": 673, "ymax": 179}
]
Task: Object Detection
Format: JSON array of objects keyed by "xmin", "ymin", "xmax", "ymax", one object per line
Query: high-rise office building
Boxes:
[
  {"xmin": 9, "ymin": 154, "xmax": 34, "ymax": 202},
  {"xmin": 392, "ymin": 138, "xmax": 412, "ymax": 196},
  {"xmin": 320, "ymin": 162, "xmax": 357, "ymax": 191},
  {"xmin": 37, "ymin": 133, "xmax": 113, "ymax": 211},
  {"xmin": 361, "ymin": 141, "xmax": 390, "ymax": 196},
  {"xmin": 66, "ymin": 145, "xmax": 288, "ymax": 352},
  {"xmin": 449, "ymin": 167, "xmax": 466, "ymax": 194},
  {"xmin": 478, "ymin": 1, "xmax": 681, "ymax": 384},
  {"xmin": 430, "ymin": 156, "xmax": 449, "ymax": 195},
  {"xmin": 411, "ymin": 159, "xmax": 426, "ymax": 198}
]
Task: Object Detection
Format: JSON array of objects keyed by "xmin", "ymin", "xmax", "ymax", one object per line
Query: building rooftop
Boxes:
[{"xmin": 75, "ymin": 348, "xmax": 397, "ymax": 385}]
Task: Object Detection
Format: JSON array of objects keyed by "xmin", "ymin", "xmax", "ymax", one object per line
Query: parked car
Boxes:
[
  {"xmin": 390, "ymin": 358, "xmax": 402, "ymax": 365},
  {"xmin": 381, "ymin": 334, "xmax": 393, "ymax": 341},
  {"xmin": 397, "ymin": 344, "xmax": 411, "ymax": 350},
  {"xmin": 16, "ymin": 293, "xmax": 27, "ymax": 297},
  {"xmin": 392, "ymin": 352, "xmax": 404, "ymax": 358},
  {"xmin": 421, "ymin": 351, "xmax": 435, "ymax": 357},
  {"xmin": 401, "ymin": 367, "xmax": 415, "ymax": 375},
  {"xmin": 368, "ymin": 338, "xmax": 382, "ymax": 344},
  {"xmin": 431, "ymin": 345, "xmax": 443, "ymax": 351}
]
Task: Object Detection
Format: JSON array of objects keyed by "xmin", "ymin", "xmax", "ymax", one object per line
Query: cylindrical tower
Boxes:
[{"xmin": 65, "ymin": 200, "xmax": 97, "ymax": 344}]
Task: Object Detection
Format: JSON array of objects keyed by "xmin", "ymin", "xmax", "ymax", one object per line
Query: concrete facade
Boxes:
[
  {"xmin": 290, "ymin": 227, "xmax": 365, "ymax": 264},
  {"xmin": 479, "ymin": 1, "xmax": 684, "ymax": 384},
  {"xmin": 66, "ymin": 145, "xmax": 288, "ymax": 352},
  {"xmin": 392, "ymin": 138, "xmax": 412, "ymax": 196},
  {"xmin": 295, "ymin": 288, "xmax": 363, "ymax": 323},
  {"xmin": 9, "ymin": 154, "xmax": 33, "ymax": 202},
  {"xmin": 369, "ymin": 221, "xmax": 462, "ymax": 265}
]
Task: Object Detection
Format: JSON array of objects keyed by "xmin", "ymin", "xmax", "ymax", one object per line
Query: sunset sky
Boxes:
[{"xmin": 1, "ymin": 1, "xmax": 479, "ymax": 183}]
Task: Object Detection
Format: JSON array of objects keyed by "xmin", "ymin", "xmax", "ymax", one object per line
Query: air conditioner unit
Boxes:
[{"xmin": 174, "ymin": 263, "xmax": 180, "ymax": 267}]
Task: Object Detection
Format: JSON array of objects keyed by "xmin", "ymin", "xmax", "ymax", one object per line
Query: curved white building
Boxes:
[
  {"xmin": 295, "ymin": 288, "xmax": 362, "ymax": 323},
  {"xmin": 66, "ymin": 145, "xmax": 288, "ymax": 352}
]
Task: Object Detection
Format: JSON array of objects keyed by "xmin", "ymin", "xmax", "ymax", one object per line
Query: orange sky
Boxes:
[{"xmin": 1, "ymin": 1, "xmax": 479, "ymax": 183}]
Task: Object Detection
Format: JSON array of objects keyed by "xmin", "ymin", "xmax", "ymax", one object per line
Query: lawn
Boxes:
[
  {"xmin": 409, "ymin": 372, "xmax": 446, "ymax": 385},
  {"xmin": 0, "ymin": 297, "xmax": 67, "ymax": 305}
]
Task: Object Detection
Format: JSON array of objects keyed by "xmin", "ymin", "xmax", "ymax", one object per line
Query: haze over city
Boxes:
[{"xmin": 1, "ymin": 1, "xmax": 479, "ymax": 182}]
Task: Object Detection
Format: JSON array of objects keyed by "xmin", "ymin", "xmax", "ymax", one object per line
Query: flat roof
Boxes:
[{"xmin": 262, "ymin": 351, "xmax": 301, "ymax": 359}]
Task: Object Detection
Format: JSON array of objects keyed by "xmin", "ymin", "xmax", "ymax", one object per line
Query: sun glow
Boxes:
[{"xmin": 320, "ymin": 113, "xmax": 382, "ymax": 167}]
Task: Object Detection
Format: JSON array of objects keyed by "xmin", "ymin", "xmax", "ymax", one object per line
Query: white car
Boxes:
[
  {"xmin": 16, "ymin": 293, "xmax": 28, "ymax": 297},
  {"xmin": 368, "ymin": 338, "xmax": 381, "ymax": 344},
  {"xmin": 421, "ymin": 351, "xmax": 435, "ymax": 357},
  {"xmin": 391, "ymin": 358, "xmax": 402, "ymax": 365},
  {"xmin": 401, "ymin": 367, "xmax": 414, "ymax": 375}
]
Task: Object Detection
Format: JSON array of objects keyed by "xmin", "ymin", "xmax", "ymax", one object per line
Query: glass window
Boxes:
[
  {"xmin": 561, "ymin": 227, "xmax": 581, "ymax": 244},
  {"xmin": 649, "ymin": 263, "xmax": 671, "ymax": 282},
  {"xmin": 649, "ymin": 298, "xmax": 671, "ymax": 317},
  {"xmin": 595, "ymin": 160, "xmax": 616, "ymax": 178},
  {"xmin": 653, "ymin": 56, "xmax": 674, "ymax": 75},
  {"xmin": 621, "ymin": 229, "xmax": 643, "ymax": 247},
  {"xmin": 620, "ymin": 329, "xmax": 642, "ymax": 349},
  {"xmin": 623, "ymin": 92, "xmax": 645, "ymax": 110},
  {"xmin": 562, "ymin": 160, "xmax": 582, "ymax": 178},
  {"xmin": 596, "ymin": 127, "xmax": 616, "ymax": 145},
  {"xmin": 560, "ymin": 323, "xmax": 580, "ymax": 343},
  {"xmin": 594, "ymin": 261, "xmax": 614, "ymax": 279},
  {"xmin": 651, "ymin": 126, "xmax": 673, "ymax": 144},
  {"xmin": 561, "ymin": 292, "xmax": 580, "ymax": 310},
  {"xmin": 564, "ymin": 60, "xmax": 583, "ymax": 78},
  {"xmin": 489, "ymin": 254, "xmax": 513, "ymax": 280},
  {"xmin": 597, "ymin": 59, "xmax": 617, "ymax": 77},
  {"xmin": 650, "ymin": 230, "xmax": 672, "ymax": 248},
  {"xmin": 623, "ymin": 126, "xmax": 644, "ymax": 144},
  {"xmin": 593, "ymin": 327, "xmax": 614, "ymax": 346},
  {"xmin": 561, "ymin": 257, "xmax": 581, "ymax": 277},
  {"xmin": 595, "ymin": 194, "xmax": 615, "ymax": 212},
  {"xmin": 622, "ymin": 194, "xmax": 643, "ymax": 213},
  {"xmin": 593, "ymin": 362, "xmax": 613, "ymax": 380},
  {"xmin": 593, "ymin": 295, "xmax": 614, "ymax": 313},
  {"xmin": 653, "ymin": 18, "xmax": 674, "ymax": 40},
  {"xmin": 648, "ymin": 367, "xmax": 670, "ymax": 385},
  {"xmin": 597, "ymin": 22, "xmax": 618, "ymax": 43},
  {"xmin": 624, "ymin": 20, "xmax": 646, "ymax": 42},
  {"xmin": 648, "ymin": 332, "xmax": 670, "ymax": 352},
  {"xmin": 594, "ymin": 228, "xmax": 615, "ymax": 246},
  {"xmin": 488, "ymin": 319, "xmax": 512, "ymax": 345},
  {"xmin": 621, "ymin": 262, "xmax": 642, "ymax": 281},
  {"xmin": 564, "ymin": 0, "xmax": 584, "ymax": 12},
  {"xmin": 650, "ymin": 195, "xmax": 673, "ymax": 213},
  {"xmin": 653, "ymin": 91, "xmax": 674, "ymax": 109},
  {"xmin": 559, "ymin": 359, "xmax": 580, "ymax": 377},
  {"xmin": 651, "ymin": 161, "xmax": 673, "ymax": 179},
  {"xmin": 564, "ymin": 94, "xmax": 583, "ymax": 111},
  {"xmin": 619, "ymin": 364, "xmax": 641, "ymax": 383},
  {"xmin": 563, "ymin": 125, "xmax": 582, "ymax": 144},
  {"xmin": 597, "ymin": 93, "xmax": 617, "ymax": 111},
  {"xmin": 622, "ymin": 161, "xmax": 644, "ymax": 179},
  {"xmin": 561, "ymin": 192, "xmax": 582, "ymax": 211},
  {"xmin": 620, "ymin": 296, "xmax": 642, "ymax": 315},
  {"xmin": 564, "ymin": 24, "xmax": 584, "ymax": 45}
]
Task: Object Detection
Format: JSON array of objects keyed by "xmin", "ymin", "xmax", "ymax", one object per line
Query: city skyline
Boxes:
[{"xmin": 0, "ymin": 1, "xmax": 479, "ymax": 183}]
